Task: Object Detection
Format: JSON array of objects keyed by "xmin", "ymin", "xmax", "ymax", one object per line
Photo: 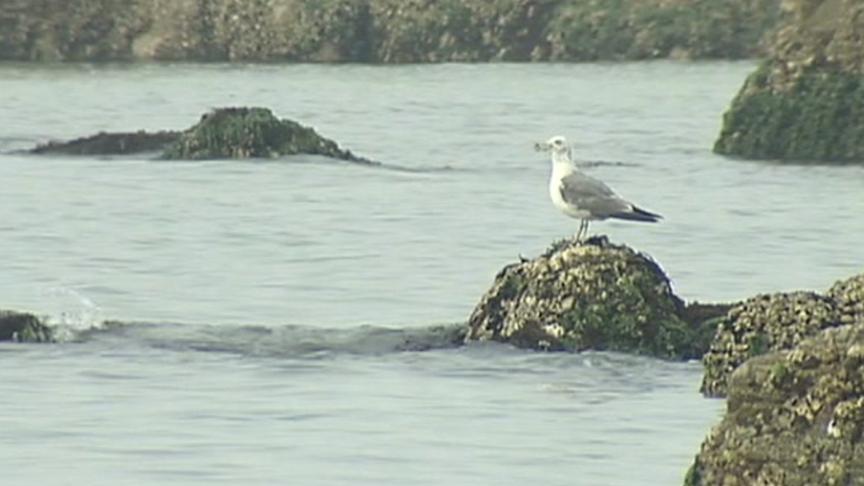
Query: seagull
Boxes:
[{"xmin": 535, "ymin": 135, "xmax": 661, "ymax": 242}]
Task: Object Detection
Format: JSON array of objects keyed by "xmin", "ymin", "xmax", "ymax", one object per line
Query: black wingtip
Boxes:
[{"xmin": 611, "ymin": 205, "xmax": 663, "ymax": 222}]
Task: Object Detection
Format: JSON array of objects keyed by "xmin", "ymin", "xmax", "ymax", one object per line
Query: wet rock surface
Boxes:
[
  {"xmin": 31, "ymin": 131, "xmax": 180, "ymax": 155},
  {"xmin": 0, "ymin": 0, "xmax": 782, "ymax": 62},
  {"xmin": 714, "ymin": 0, "xmax": 864, "ymax": 162},
  {"xmin": 0, "ymin": 310, "xmax": 53, "ymax": 343},
  {"xmin": 465, "ymin": 236, "xmax": 719, "ymax": 359},
  {"xmin": 700, "ymin": 291, "xmax": 843, "ymax": 397},
  {"xmin": 686, "ymin": 324, "xmax": 864, "ymax": 485}
]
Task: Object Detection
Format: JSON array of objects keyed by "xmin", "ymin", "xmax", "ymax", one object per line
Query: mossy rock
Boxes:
[
  {"xmin": 700, "ymin": 291, "xmax": 842, "ymax": 397},
  {"xmin": 163, "ymin": 107, "xmax": 373, "ymax": 162},
  {"xmin": 686, "ymin": 324, "xmax": 864, "ymax": 485},
  {"xmin": 465, "ymin": 236, "xmax": 710, "ymax": 359},
  {"xmin": 714, "ymin": 64, "xmax": 864, "ymax": 161},
  {"xmin": 713, "ymin": 0, "xmax": 864, "ymax": 162},
  {"xmin": 0, "ymin": 310, "xmax": 53, "ymax": 343},
  {"xmin": 31, "ymin": 131, "xmax": 180, "ymax": 155}
]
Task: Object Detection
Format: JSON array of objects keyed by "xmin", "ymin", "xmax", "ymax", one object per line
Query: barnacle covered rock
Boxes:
[
  {"xmin": 700, "ymin": 291, "xmax": 841, "ymax": 397},
  {"xmin": 0, "ymin": 0, "xmax": 782, "ymax": 62},
  {"xmin": 686, "ymin": 324, "xmax": 864, "ymax": 485},
  {"xmin": 829, "ymin": 273, "xmax": 864, "ymax": 325},
  {"xmin": 465, "ymin": 236, "xmax": 714, "ymax": 359}
]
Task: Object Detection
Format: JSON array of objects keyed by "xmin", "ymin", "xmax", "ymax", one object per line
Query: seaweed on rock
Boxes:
[
  {"xmin": 162, "ymin": 107, "xmax": 373, "ymax": 162},
  {"xmin": 465, "ymin": 236, "xmax": 720, "ymax": 359}
]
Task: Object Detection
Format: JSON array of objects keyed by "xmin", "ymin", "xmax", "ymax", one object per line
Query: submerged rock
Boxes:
[
  {"xmin": 29, "ymin": 107, "xmax": 375, "ymax": 163},
  {"xmin": 0, "ymin": 310, "xmax": 53, "ymax": 343},
  {"xmin": 162, "ymin": 107, "xmax": 373, "ymax": 163},
  {"xmin": 31, "ymin": 131, "xmax": 180, "ymax": 155},
  {"xmin": 714, "ymin": 0, "xmax": 864, "ymax": 162},
  {"xmin": 465, "ymin": 236, "xmax": 719, "ymax": 359},
  {"xmin": 686, "ymin": 324, "xmax": 864, "ymax": 486}
]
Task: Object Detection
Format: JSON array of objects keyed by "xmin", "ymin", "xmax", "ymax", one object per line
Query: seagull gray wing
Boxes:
[{"xmin": 558, "ymin": 171, "xmax": 631, "ymax": 217}]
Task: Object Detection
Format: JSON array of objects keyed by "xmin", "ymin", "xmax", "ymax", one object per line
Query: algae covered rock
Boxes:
[
  {"xmin": 700, "ymin": 291, "xmax": 841, "ymax": 397},
  {"xmin": 465, "ymin": 236, "xmax": 709, "ymax": 359},
  {"xmin": 31, "ymin": 131, "xmax": 180, "ymax": 155},
  {"xmin": 686, "ymin": 324, "xmax": 864, "ymax": 486},
  {"xmin": 0, "ymin": 310, "xmax": 53, "ymax": 343},
  {"xmin": 162, "ymin": 107, "xmax": 373, "ymax": 162},
  {"xmin": 714, "ymin": 0, "xmax": 864, "ymax": 162}
]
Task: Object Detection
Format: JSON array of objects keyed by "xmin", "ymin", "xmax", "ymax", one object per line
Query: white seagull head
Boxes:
[{"xmin": 534, "ymin": 135, "xmax": 571, "ymax": 163}]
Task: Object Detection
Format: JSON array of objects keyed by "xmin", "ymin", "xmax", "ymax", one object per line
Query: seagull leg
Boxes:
[{"xmin": 575, "ymin": 220, "xmax": 586, "ymax": 243}]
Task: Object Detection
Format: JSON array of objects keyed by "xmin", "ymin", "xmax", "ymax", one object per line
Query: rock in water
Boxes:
[
  {"xmin": 31, "ymin": 131, "xmax": 180, "ymax": 155},
  {"xmin": 465, "ymin": 236, "xmax": 709, "ymax": 359},
  {"xmin": 700, "ymin": 291, "xmax": 842, "ymax": 397},
  {"xmin": 0, "ymin": 310, "xmax": 53, "ymax": 343},
  {"xmin": 686, "ymin": 324, "xmax": 864, "ymax": 486},
  {"xmin": 162, "ymin": 107, "xmax": 374, "ymax": 162},
  {"xmin": 713, "ymin": 0, "xmax": 864, "ymax": 162}
]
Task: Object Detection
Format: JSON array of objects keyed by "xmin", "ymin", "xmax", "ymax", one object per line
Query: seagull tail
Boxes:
[{"xmin": 611, "ymin": 205, "xmax": 663, "ymax": 222}]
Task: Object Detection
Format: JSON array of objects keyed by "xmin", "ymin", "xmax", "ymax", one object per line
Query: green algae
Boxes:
[
  {"xmin": 466, "ymin": 236, "xmax": 716, "ymax": 359},
  {"xmin": 715, "ymin": 64, "xmax": 864, "ymax": 162}
]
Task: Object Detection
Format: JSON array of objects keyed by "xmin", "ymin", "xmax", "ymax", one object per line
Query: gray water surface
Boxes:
[{"xmin": 1, "ymin": 61, "xmax": 862, "ymax": 485}]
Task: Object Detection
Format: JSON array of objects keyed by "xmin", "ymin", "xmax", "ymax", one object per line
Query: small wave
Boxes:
[
  {"xmin": 37, "ymin": 287, "xmax": 107, "ymax": 341},
  {"xmin": 71, "ymin": 320, "xmax": 469, "ymax": 358}
]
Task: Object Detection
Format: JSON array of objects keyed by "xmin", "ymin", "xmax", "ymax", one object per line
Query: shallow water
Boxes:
[{"xmin": 1, "ymin": 61, "xmax": 862, "ymax": 485}]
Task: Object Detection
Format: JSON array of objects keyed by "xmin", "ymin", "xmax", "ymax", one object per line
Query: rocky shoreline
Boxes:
[{"xmin": 0, "ymin": 0, "xmax": 782, "ymax": 63}]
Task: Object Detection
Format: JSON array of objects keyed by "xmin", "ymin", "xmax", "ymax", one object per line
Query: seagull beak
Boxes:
[{"xmin": 534, "ymin": 142, "xmax": 550, "ymax": 152}]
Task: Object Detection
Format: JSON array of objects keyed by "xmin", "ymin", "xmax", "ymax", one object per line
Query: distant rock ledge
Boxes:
[
  {"xmin": 0, "ymin": 0, "xmax": 782, "ymax": 63},
  {"xmin": 31, "ymin": 107, "xmax": 376, "ymax": 164}
]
